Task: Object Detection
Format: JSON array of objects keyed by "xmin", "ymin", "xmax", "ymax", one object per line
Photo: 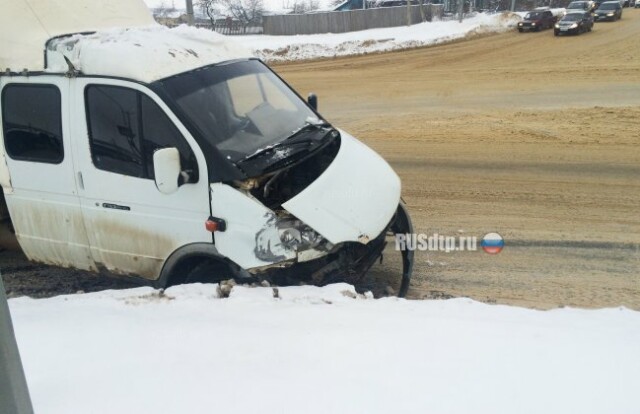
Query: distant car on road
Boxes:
[
  {"xmin": 594, "ymin": 1, "xmax": 623, "ymax": 20},
  {"xmin": 554, "ymin": 11, "xmax": 594, "ymax": 35},
  {"xmin": 635, "ymin": 0, "xmax": 640, "ymax": 8},
  {"xmin": 566, "ymin": 1, "xmax": 597, "ymax": 11},
  {"xmin": 518, "ymin": 10, "xmax": 557, "ymax": 32}
]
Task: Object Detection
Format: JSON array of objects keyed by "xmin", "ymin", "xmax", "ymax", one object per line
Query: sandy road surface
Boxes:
[
  {"xmin": 2, "ymin": 11, "xmax": 639, "ymax": 308},
  {"xmin": 273, "ymin": 11, "xmax": 640, "ymax": 309}
]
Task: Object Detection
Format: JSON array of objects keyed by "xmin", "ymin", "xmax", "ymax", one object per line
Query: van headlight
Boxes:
[
  {"xmin": 555, "ymin": 23, "xmax": 560, "ymax": 28},
  {"xmin": 531, "ymin": 22, "xmax": 537, "ymax": 26}
]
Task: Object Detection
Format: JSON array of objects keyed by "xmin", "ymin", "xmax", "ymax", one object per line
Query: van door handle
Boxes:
[{"xmin": 77, "ymin": 172, "xmax": 85, "ymax": 190}]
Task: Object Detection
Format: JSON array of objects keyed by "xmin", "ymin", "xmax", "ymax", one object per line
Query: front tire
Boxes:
[{"xmin": 185, "ymin": 260, "xmax": 236, "ymax": 284}]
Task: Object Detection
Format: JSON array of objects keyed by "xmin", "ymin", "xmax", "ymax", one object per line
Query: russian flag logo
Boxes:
[{"xmin": 481, "ymin": 233, "xmax": 504, "ymax": 254}]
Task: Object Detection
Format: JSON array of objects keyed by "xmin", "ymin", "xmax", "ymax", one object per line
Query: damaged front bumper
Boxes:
[{"xmin": 250, "ymin": 203, "xmax": 414, "ymax": 297}]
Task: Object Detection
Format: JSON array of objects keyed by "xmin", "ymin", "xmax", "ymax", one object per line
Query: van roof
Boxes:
[
  {"xmin": 1, "ymin": 0, "xmax": 253, "ymax": 83},
  {"xmin": 46, "ymin": 26, "xmax": 253, "ymax": 83}
]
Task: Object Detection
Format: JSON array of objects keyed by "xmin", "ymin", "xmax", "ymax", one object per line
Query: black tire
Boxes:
[
  {"xmin": 185, "ymin": 260, "xmax": 235, "ymax": 284},
  {"xmin": 518, "ymin": 28, "xmax": 523, "ymax": 32}
]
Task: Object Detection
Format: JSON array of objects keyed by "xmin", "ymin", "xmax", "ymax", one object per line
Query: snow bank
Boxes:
[
  {"xmin": 9, "ymin": 283, "xmax": 640, "ymax": 414},
  {"xmin": 236, "ymin": 12, "xmax": 522, "ymax": 62}
]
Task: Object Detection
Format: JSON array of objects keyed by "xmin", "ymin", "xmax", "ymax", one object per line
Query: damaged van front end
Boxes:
[
  {"xmin": 209, "ymin": 132, "xmax": 413, "ymax": 296},
  {"xmin": 155, "ymin": 59, "xmax": 414, "ymax": 295}
]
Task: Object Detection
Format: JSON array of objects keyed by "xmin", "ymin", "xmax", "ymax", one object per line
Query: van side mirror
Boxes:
[
  {"xmin": 307, "ymin": 93, "xmax": 318, "ymax": 111},
  {"xmin": 153, "ymin": 147, "xmax": 181, "ymax": 194}
]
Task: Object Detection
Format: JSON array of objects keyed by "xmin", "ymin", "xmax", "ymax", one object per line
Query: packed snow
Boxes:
[
  {"xmin": 46, "ymin": 25, "xmax": 251, "ymax": 83},
  {"xmin": 236, "ymin": 12, "xmax": 523, "ymax": 62},
  {"xmin": 9, "ymin": 283, "xmax": 640, "ymax": 414}
]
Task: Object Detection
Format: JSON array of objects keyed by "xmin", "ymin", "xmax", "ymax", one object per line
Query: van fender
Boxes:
[{"xmin": 156, "ymin": 243, "xmax": 252, "ymax": 288}]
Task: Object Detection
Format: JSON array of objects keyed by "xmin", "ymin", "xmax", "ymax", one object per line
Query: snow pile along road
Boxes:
[
  {"xmin": 236, "ymin": 12, "xmax": 522, "ymax": 62},
  {"xmin": 9, "ymin": 283, "xmax": 640, "ymax": 414}
]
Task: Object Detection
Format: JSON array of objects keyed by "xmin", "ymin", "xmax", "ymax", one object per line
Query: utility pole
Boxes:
[
  {"xmin": 510, "ymin": 0, "xmax": 516, "ymax": 11},
  {"xmin": 407, "ymin": 0, "xmax": 412, "ymax": 25},
  {"xmin": 186, "ymin": 0, "xmax": 195, "ymax": 25},
  {"xmin": 458, "ymin": 0, "xmax": 464, "ymax": 22},
  {"xmin": 0, "ymin": 275, "xmax": 34, "ymax": 414}
]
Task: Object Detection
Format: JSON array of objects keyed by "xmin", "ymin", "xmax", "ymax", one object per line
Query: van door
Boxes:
[
  {"xmin": 0, "ymin": 77, "xmax": 94, "ymax": 269},
  {"xmin": 71, "ymin": 78, "xmax": 211, "ymax": 280}
]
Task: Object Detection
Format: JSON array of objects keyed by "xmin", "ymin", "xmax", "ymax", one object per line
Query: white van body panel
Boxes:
[
  {"xmin": 0, "ymin": 0, "xmax": 155, "ymax": 72},
  {"xmin": 210, "ymin": 184, "xmax": 297, "ymax": 269},
  {"xmin": 0, "ymin": 76, "xmax": 94, "ymax": 270},
  {"xmin": 282, "ymin": 131, "xmax": 401, "ymax": 245},
  {"xmin": 71, "ymin": 78, "xmax": 212, "ymax": 279}
]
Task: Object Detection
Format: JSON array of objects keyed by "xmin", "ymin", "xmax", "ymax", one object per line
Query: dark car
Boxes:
[
  {"xmin": 566, "ymin": 1, "xmax": 597, "ymax": 11},
  {"xmin": 554, "ymin": 11, "xmax": 594, "ymax": 35},
  {"xmin": 517, "ymin": 10, "xmax": 557, "ymax": 32},
  {"xmin": 594, "ymin": 1, "xmax": 623, "ymax": 20}
]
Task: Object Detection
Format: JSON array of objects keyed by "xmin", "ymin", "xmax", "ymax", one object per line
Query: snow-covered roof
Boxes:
[
  {"xmin": 0, "ymin": 0, "xmax": 156, "ymax": 72},
  {"xmin": 1, "ymin": 0, "xmax": 253, "ymax": 83},
  {"xmin": 46, "ymin": 26, "xmax": 254, "ymax": 83}
]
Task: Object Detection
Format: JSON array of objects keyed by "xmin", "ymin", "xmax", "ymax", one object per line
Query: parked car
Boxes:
[
  {"xmin": 554, "ymin": 11, "xmax": 594, "ymax": 35},
  {"xmin": 0, "ymin": 0, "xmax": 415, "ymax": 295},
  {"xmin": 594, "ymin": 1, "xmax": 623, "ymax": 20},
  {"xmin": 636, "ymin": 0, "xmax": 640, "ymax": 8},
  {"xmin": 518, "ymin": 10, "xmax": 557, "ymax": 32},
  {"xmin": 566, "ymin": 1, "xmax": 597, "ymax": 11}
]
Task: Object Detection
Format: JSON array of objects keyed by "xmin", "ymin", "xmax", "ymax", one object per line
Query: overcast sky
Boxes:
[{"xmin": 142, "ymin": 0, "xmax": 186, "ymax": 9}]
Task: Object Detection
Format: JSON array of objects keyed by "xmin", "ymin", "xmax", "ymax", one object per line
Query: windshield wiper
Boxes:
[{"xmin": 238, "ymin": 121, "xmax": 331, "ymax": 165}]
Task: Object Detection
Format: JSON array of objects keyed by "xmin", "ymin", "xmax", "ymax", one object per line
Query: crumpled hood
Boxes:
[{"xmin": 282, "ymin": 130, "xmax": 401, "ymax": 245}]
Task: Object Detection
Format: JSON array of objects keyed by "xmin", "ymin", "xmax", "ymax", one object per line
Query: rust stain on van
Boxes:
[
  {"xmin": 8, "ymin": 200, "xmax": 176, "ymax": 281},
  {"xmin": 10, "ymin": 201, "xmax": 94, "ymax": 270},
  {"xmin": 90, "ymin": 219, "xmax": 175, "ymax": 280}
]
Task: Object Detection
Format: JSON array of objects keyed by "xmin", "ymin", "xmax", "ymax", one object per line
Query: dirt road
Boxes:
[
  {"xmin": 273, "ymin": 11, "xmax": 640, "ymax": 309},
  {"xmin": 2, "ymin": 11, "xmax": 639, "ymax": 308}
]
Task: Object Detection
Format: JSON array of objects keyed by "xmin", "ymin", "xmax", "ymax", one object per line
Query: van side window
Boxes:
[
  {"xmin": 141, "ymin": 95, "xmax": 198, "ymax": 181},
  {"xmin": 86, "ymin": 86, "xmax": 143, "ymax": 177},
  {"xmin": 2, "ymin": 84, "xmax": 64, "ymax": 164},
  {"xmin": 86, "ymin": 85, "xmax": 198, "ymax": 182}
]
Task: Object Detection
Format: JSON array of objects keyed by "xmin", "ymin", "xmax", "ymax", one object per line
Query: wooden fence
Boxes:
[{"xmin": 263, "ymin": 5, "xmax": 445, "ymax": 36}]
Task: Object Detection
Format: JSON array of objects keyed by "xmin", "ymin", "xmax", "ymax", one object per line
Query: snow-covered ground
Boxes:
[
  {"xmin": 236, "ymin": 12, "xmax": 522, "ymax": 62},
  {"xmin": 9, "ymin": 283, "xmax": 640, "ymax": 414}
]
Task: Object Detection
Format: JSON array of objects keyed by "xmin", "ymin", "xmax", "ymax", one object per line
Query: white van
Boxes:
[{"xmin": 0, "ymin": 0, "xmax": 413, "ymax": 296}]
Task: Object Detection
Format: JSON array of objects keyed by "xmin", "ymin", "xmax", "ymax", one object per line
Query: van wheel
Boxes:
[{"xmin": 185, "ymin": 260, "xmax": 234, "ymax": 284}]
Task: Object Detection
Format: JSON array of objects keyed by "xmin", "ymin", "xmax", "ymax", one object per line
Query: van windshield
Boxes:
[{"xmin": 156, "ymin": 60, "xmax": 323, "ymax": 164}]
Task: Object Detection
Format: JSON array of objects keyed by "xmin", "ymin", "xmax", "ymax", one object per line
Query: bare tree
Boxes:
[
  {"xmin": 155, "ymin": 0, "xmax": 178, "ymax": 18},
  {"xmin": 197, "ymin": 0, "xmax": 222, "ymax": 30},
  {"xmin": 224, "ymin": 0, "xmax": 264, "ymax": 32},
  {"xmin": 290, "ymin": 0, "xmax": 320, "ymax": 13}
]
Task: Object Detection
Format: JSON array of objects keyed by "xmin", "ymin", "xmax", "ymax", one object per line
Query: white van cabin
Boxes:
[{"xmin": 0, "ymin": 0, "xmax": 413, "ymax": 295}]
